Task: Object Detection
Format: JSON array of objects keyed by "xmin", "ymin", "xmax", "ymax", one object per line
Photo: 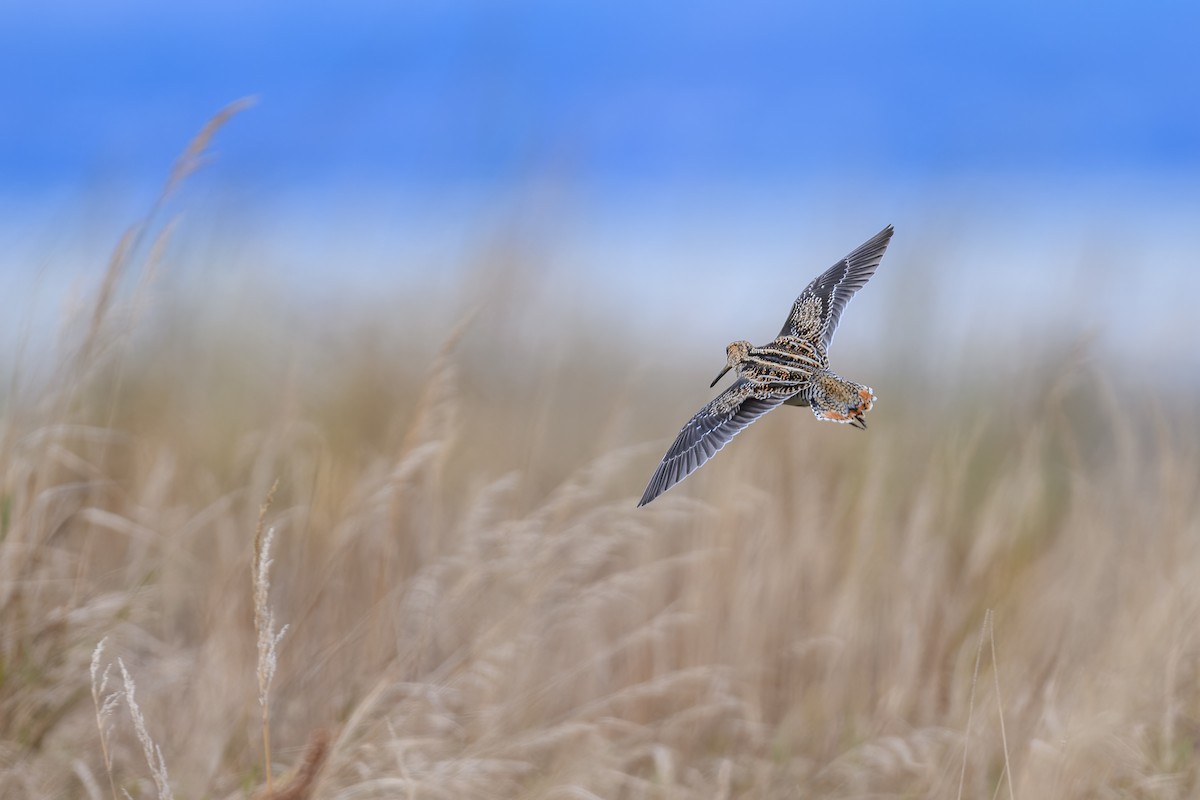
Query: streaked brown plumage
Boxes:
[{"xmin": 638, "ymin": 225, "xmax": 894, "ymax": 507}]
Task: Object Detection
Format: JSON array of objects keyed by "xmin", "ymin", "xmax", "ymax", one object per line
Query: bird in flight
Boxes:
[{"xmin": 638, "ymin": 225, "xmax": 894, "ymax": 507}]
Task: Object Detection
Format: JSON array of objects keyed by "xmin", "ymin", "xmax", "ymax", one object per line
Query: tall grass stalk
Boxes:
[
  {"xmin": 254, "ymin": 479, "xmax": 288, "ymax": 795},
  {"xmin": 88, "ymin": 639, "xmax": 121, "ymax": 800},
  {"xmin": 76, "ymin": 97, "xmax": 254, "ymax": 377},
  {"xmin": 118, "ymin": 659, "xmax": 173, "ymax": 800},
  {"xmin": 990, "ymin": 611, "xmax": 1016, "ymax": 800}
]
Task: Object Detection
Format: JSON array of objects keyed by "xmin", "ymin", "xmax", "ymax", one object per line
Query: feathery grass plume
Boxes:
[
  {"xmin": 389, "ymin": 310, "xmax": 476, "ymax": 536},
  {"xmin": 89, "ymin": 638, "xmax": 122, "ymax": 800},
  {"xmin": 118, "ymin": 658, "xmax": 173, "ymax": 800},
  {"xmin": 77, "ymin": 98, "xmax": 255, "ymax": 375},
  {"xmin": 254, "ymin": 479, "xmax": 288, "ymax": 795},
  {"xmin": 162, "ymin": 97, "xmax": 257, "ymax": 202}
]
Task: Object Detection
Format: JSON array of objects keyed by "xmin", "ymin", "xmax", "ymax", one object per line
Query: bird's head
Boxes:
[
  {"xmin": 812, "ymin": 378, "xmax": 875, "ymax": 429},
  {"xmin": 710, "ymin": 340, "xmax": 753, "ymax": 388}
]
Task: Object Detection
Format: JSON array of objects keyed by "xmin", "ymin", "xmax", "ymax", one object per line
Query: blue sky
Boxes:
[
  {"xmin": 2, "ymin": 1, "xmax": 1199, "ymax": 375},
  {"xmin": 3, "ymin": 0, "xmax": 1199, "ymax": 197}
]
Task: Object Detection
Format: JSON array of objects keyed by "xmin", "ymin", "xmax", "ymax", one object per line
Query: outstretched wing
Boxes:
[
  {"xmin": 779, "ymin": 225, "xmax": 894, "ymax": 350},
  {"xmin": 638, "ymin": 381, "xmax": 785, "ymax": 507}
]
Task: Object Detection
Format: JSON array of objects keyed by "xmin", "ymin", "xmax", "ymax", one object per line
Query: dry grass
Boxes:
[{"xmin": 2, "ymin": 114, "xmax": 1200, "ymax": 800}]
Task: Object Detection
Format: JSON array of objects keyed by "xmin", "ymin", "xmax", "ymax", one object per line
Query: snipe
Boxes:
[{"xmin": 639, "ymin": 225, "xmax": 894, "ymax": 507}]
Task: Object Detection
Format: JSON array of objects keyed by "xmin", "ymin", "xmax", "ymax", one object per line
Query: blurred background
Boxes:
[
  {"xmin": 5, "ymin": 4, "xmax": 1200, "ymax": 798},
  {"xmin": 3, "ymin": 0, "xmax": 1199, "ymax": 374}
]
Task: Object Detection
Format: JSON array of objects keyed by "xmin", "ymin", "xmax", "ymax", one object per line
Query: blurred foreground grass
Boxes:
[{"xmin": 2, "ymin": 126, "xmax": 1200, "ymax": 800}]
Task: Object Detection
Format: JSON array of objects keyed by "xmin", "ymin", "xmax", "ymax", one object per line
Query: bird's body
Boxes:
[{"xmin": 638, "ymin": 225, "xmax": 894, "ymax": 507}]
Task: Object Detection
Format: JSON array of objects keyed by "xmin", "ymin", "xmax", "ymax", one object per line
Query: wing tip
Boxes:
[
  {"xmin": 842, "ymin": 224, "xmax": 895, "ymax": 272},
  {"xmin": 638, "ymin": 461, "xmax": 674, "ymax": 507},
  {"xmin": 638, "ymin": 470, "xmax": 661, "ymax": 506},
  {"xmin": 862, "ymin": 223, "xmax": 895, "ymax": 252}
]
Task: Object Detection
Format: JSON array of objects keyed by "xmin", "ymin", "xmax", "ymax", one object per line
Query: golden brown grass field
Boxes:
[{"xmin": 3, "ymin": 114, "xmax": 1200, "ymax": 800}]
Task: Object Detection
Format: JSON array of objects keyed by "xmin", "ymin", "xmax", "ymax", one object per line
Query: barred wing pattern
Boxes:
[
  {"xmin": 780, "ymin": 225, "xmax": 894, "ymax": 350},
  {"xmin": 638, "ymin": 381, "xmax": 785, "ymax": 507}
]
